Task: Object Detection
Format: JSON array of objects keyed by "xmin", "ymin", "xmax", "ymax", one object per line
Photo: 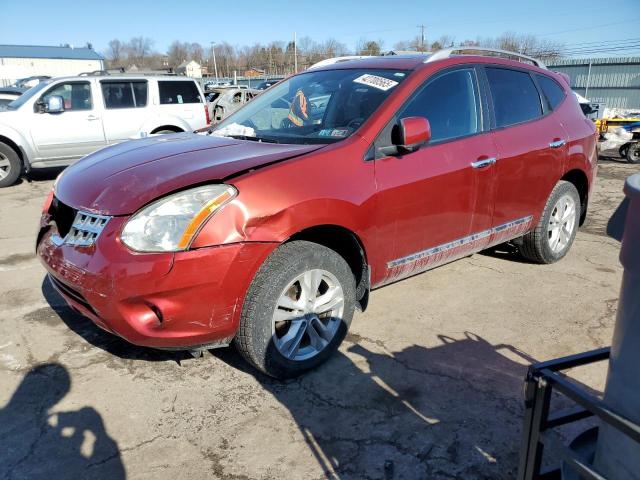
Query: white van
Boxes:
[{"xmin": 0, "ymin": 75, "xmax": 209, "ymax": 187}]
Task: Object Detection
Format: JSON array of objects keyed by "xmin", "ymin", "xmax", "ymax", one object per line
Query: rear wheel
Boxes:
[
  {"xmin": 626, "ymin": 142, "xmax": 640, "ymax": 164},
  {"xmin": 520, "ymin": 181, "xmax": 580, "ymax": 264},
  {"xmin": 0, "ymin": 143, "xmax": 21, "ymax": 188},
  {"xmin": 235, "ymin": 240, "xmax": 355, "ymax": 379}
]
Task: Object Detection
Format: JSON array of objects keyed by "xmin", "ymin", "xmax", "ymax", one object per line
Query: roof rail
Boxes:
[{"xmin": 426, "ymin": 47, "xmax": 547, "ymax": 69}]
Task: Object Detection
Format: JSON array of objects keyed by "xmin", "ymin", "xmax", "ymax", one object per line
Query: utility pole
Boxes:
[
  {"xmin": 417, "ymin": 24, "xmax": 426, "ymax": 50},
  {"xmin": 210, "ymin": 41, "xmax": 219, "ymax": 83},
  {"xmin": 294, "ymin": 32, "xmax": 298, "ymax": 73},
  {"xmin": 585, "ymin": 60, "xmax": 592, "ymax": 99}
]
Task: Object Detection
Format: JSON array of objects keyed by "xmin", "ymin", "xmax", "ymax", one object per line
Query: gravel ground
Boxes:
[{"xmin": 0, "ymin": 158, "xmax": 637, "ymax": 479}]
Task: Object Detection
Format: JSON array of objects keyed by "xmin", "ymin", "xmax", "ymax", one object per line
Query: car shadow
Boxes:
[
  {"xmin": 479, "ymin": 242, "xmax": 532, "ymax": 264},
  {"xmin": 0, "ymin": 363, "xmax": 124, "ymax": 479},
  {"xmin": 41, "ymin": 276, "xmax": 191, "ymax": 363},
  {"xmin": 41, "ymin": 269, "xmax": 603, "ymax": 477},
  {"xmin": 213, "ymin": 331, "xmax": 596, "ymax": 479}
]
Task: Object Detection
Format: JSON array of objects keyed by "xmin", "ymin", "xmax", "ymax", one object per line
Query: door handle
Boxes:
[
  {"xmin": 471, "ymin": 157, "xmax": 497, "ymax": 169},
  {"xmin": 86, "ymin": 115, "xmax": 100, "ymax": 121},
  {"xmin": 549, "ymin": 139, "xmax": 566, "ymax": 148}
]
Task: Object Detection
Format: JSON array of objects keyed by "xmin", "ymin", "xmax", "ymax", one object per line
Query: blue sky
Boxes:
[{"xmin": 2, "ymin": 0, "xmax": 638, "ymax": 56}]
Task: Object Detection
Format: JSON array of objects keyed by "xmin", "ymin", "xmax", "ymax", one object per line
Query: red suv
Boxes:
[{"xmin": 38, "ymin": 49, "xmax": 597, "ymax": 378}]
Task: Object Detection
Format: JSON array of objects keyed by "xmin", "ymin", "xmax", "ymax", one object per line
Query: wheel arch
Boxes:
[
  {"xmin": 287, "ymin": 224, "xmax": 370, "ymax": 311},
  {"xmin": 0, "ymin": 135, "xmax": 27, "ymax": 171},
  {"xmin": 149, "ymin": 125, "xmax": 184, "ymax": 134},
  {"xmin": 561, "ymin": 168, "xmax": 589, "ymax": 226}
]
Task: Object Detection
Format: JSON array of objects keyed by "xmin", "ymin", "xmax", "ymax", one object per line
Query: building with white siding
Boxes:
[
  {"xmin": 0, "ymin": 45, "xmax": 104, "ymax": 85},
  {"xmin": 176, "ymin": 60, "xmax": 203, "ymax": 79}
]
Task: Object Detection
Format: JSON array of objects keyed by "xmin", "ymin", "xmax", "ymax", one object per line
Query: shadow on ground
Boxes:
[
  {"xmin": 0, "ymin": 363, "xmax": 124, "ymax": 479},
  {"xmin": 213, "ymin": 332, "xmax": 541, "ymax": 479},
  {"xmin": 27, "ymin": 166, "xmax": 65, "ymax": 183},
  {"xmin": 40, "ymin": 272, "xmax": 537, "ymax": 477}
]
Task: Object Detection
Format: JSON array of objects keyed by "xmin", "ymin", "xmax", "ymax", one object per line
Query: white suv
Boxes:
[{"xmin": 0, "ymin": 75, "xmax": 209, "ymax": 187}]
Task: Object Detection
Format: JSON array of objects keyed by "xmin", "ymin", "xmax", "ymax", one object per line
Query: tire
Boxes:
[
  {"xmin": 235, "ymin": 240, "xmax": 356, "ymax": 379},
  {"xmin": 626, "ymin": 142, "xmax": 640, "ymax": 164},
  {"xmin": 0, "ymin": 142, "xmax": 22, "ymax": 188},
  {"xmin": 520, "ymin": 181, "xmax": 580, "ymax": 264}
]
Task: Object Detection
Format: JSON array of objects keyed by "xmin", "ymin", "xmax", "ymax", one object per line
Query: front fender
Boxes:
[
  {"xmin": 0, "ymin": 122, "xmax": 34, "ymax": 167},
  {"xmin": 190, "ymin": 140, "xmax": 376, "ymax": 253},
  {"xmin": 192, "ymin": 197, "xmax": 368, "ymax": 248}
]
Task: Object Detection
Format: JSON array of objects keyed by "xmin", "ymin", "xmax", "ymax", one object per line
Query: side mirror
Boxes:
[
  {"xmin": 375, "ymin": 116, "xmax": 431, "ymax": 158},
  {"xmin": 395, "ymin": 116, "xmax": 431, "ymax": 152},
  {"xmin": 45, "ymin": 95, "xmax": 64, "ymax": 113}
]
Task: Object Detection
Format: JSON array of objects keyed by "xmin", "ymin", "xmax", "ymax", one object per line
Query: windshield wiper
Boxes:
[{"xmin": 226, "ymin": 134, "xmax": 279, "ymax": 144}]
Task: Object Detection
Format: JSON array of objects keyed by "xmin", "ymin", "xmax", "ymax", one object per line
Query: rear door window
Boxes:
[
  {"xmin": 158, "ymin": 81, "xmax": 202, "ymax": 104},
  {"xmin": 486, "ymin": 67, "xmax": 542, "ymax": 127},
  {"xmin": 399, "ymin": 68, "xmax": 480, "ymax": 142},
  {"xmin": 101, "ymin": 81, "xmax": 148, "ymax": 109},
  {"xmin": 536, "ymin": 74, "xmax": 566, "ymax": 111}
]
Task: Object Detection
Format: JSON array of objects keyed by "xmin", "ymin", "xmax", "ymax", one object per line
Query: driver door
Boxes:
[
  {"xmin": 372, "ymin": 67, "xmax": 498, "ymax": 286},
  {"xmin": 30, "ymin": 80, "xmax": 106, "ymax": 162}
]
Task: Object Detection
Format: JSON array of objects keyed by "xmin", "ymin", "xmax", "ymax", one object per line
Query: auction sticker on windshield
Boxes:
[{"xmin": 353, "ymin": 74, "xmax": 398, "ymax": 91}]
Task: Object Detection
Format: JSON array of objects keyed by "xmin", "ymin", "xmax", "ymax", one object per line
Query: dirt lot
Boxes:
[{"xmin": 0, "ymin": 158, "xmax": 636, "ymax": 479}]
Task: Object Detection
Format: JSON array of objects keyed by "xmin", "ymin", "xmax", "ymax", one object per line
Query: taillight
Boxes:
[
  {"xmin": 204, "ymin": 104, "xmax": 211, "ymax": 125},
  {"xmin": 42, "ymin": 189, "xmax": 54, "ymax": 214}
]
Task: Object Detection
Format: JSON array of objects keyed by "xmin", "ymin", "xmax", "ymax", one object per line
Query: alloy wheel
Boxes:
[
  {"xmin": 0, "ymin": 153, "xmax": 10, "ymax": 180},
  {"xmin": 548, "ymin": 193, "xmax": 577, "ymax": 253},
  {"xmin": 272, "ymin": 269, "xmax": 345, "ymax": 361}
]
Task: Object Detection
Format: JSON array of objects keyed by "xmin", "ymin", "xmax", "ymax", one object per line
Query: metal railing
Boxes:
[{"xmin": 517, "ymin": 347, "xmax": 640, "ymax": 479}]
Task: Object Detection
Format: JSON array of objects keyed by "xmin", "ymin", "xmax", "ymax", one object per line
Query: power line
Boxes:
[
  {"xmin": 560, "ymin": 37, "xmax": 640, "ymax": 48},
  {"xmin": 561, "ymin": 40, "xmax": 640, "ymax": 56},
  {"xmin": 536, "ymin": 18, "xmax": 640, "ymax": 37}
]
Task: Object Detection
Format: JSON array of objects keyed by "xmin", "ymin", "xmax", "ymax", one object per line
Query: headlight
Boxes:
[{"xmin": 121, "ymin": 184, "xmax": 236, "ymax": 252}]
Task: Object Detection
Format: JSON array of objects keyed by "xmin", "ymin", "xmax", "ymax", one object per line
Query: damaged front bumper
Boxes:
[{"xmin": 37, "ymin": 214, "xmax": 276, "ymax": 349}]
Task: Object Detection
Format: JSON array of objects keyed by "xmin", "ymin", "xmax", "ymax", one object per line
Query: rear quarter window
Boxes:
[
  {"xmin": 486, "ymin": 67, "xmax": 542, "ymax": 128},
  {"xmin": 158, "ymin": 81, "xmax": 202, "ymax": 105},
  {"xmin": 536, "ymin": 74, "xmax": 566, "ymax": 111}
]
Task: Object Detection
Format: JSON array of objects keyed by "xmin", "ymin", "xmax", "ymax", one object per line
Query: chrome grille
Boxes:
[{"xmin": 64, "ymin": 211, "xmax": 111, "ymax": 246}]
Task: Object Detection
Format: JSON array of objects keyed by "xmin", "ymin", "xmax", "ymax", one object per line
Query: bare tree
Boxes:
[
  {"xmin": 167, "ymin": 41, "xmax": 189, "ymax": 67},
  {"xmin": 322, "ymin": 38, "xmax": 348, "ymax": 57},
  {"xmin": 127, "ymin": 36, "xmax": 154, "ymax": 66},
  {"xmin": 189, "ymin": 42, "xmax": 204, "ymax": 64},
  {"xmin": 106, "ymin": 39, "xmax": 125, "ymax": 64},
  {"xmin": 356, "ymin": 38, "xmax": 383, "ymax": 56},
  {"xmin": 480, "ymin": 32, "xmax": 563, "ymax": 62}
]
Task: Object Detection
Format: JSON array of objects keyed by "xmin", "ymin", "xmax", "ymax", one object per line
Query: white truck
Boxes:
[{"xmin": 0, "ymin": 75, "xmax": 209, "ymax": 187}]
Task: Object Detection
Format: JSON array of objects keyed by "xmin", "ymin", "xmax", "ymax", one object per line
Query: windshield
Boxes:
[
  {"xmin": 211, "ymin": 68, "xmax": 409, "ymax": 144},
  {"xmin": 6, "ymin": 80, "xmax": 52, "ymax": 110}
]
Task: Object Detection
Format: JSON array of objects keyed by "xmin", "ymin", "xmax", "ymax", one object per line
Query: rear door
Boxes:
[
  {"xmin": 482, "ymin": 66, "xmax": 566, "ymax": 245},
  {"xmin": 157, "ymin": 80, "xmax": 207, "ymax": 129},
  {"xmin": 30, "ymin": 80, "xmax": 106, "ymax": 161},
  {"xmin": 373, "ymin": 66, "xmax": 498, "ymax": 286},
  {"xmin": 100, "ymin": 79, "xmax": 150, "ymax": 144}
]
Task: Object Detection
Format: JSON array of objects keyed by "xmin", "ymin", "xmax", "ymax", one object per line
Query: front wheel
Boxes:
[
  {"xmin": 0, "ymin": 143, "xmax": 22, "ymax": 188},
  {"xmin": 520, "ymin": 181, "xmax": 580, "ymax": 264},
  {"xmin": 235, "ymin": 240, "xmax": 356, "ymax": 378}
]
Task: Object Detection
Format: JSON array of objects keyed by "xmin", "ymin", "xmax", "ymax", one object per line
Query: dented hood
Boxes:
[{"xmin": 55, "ymin": 133, "xmax": 322, "ymax": 215}]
